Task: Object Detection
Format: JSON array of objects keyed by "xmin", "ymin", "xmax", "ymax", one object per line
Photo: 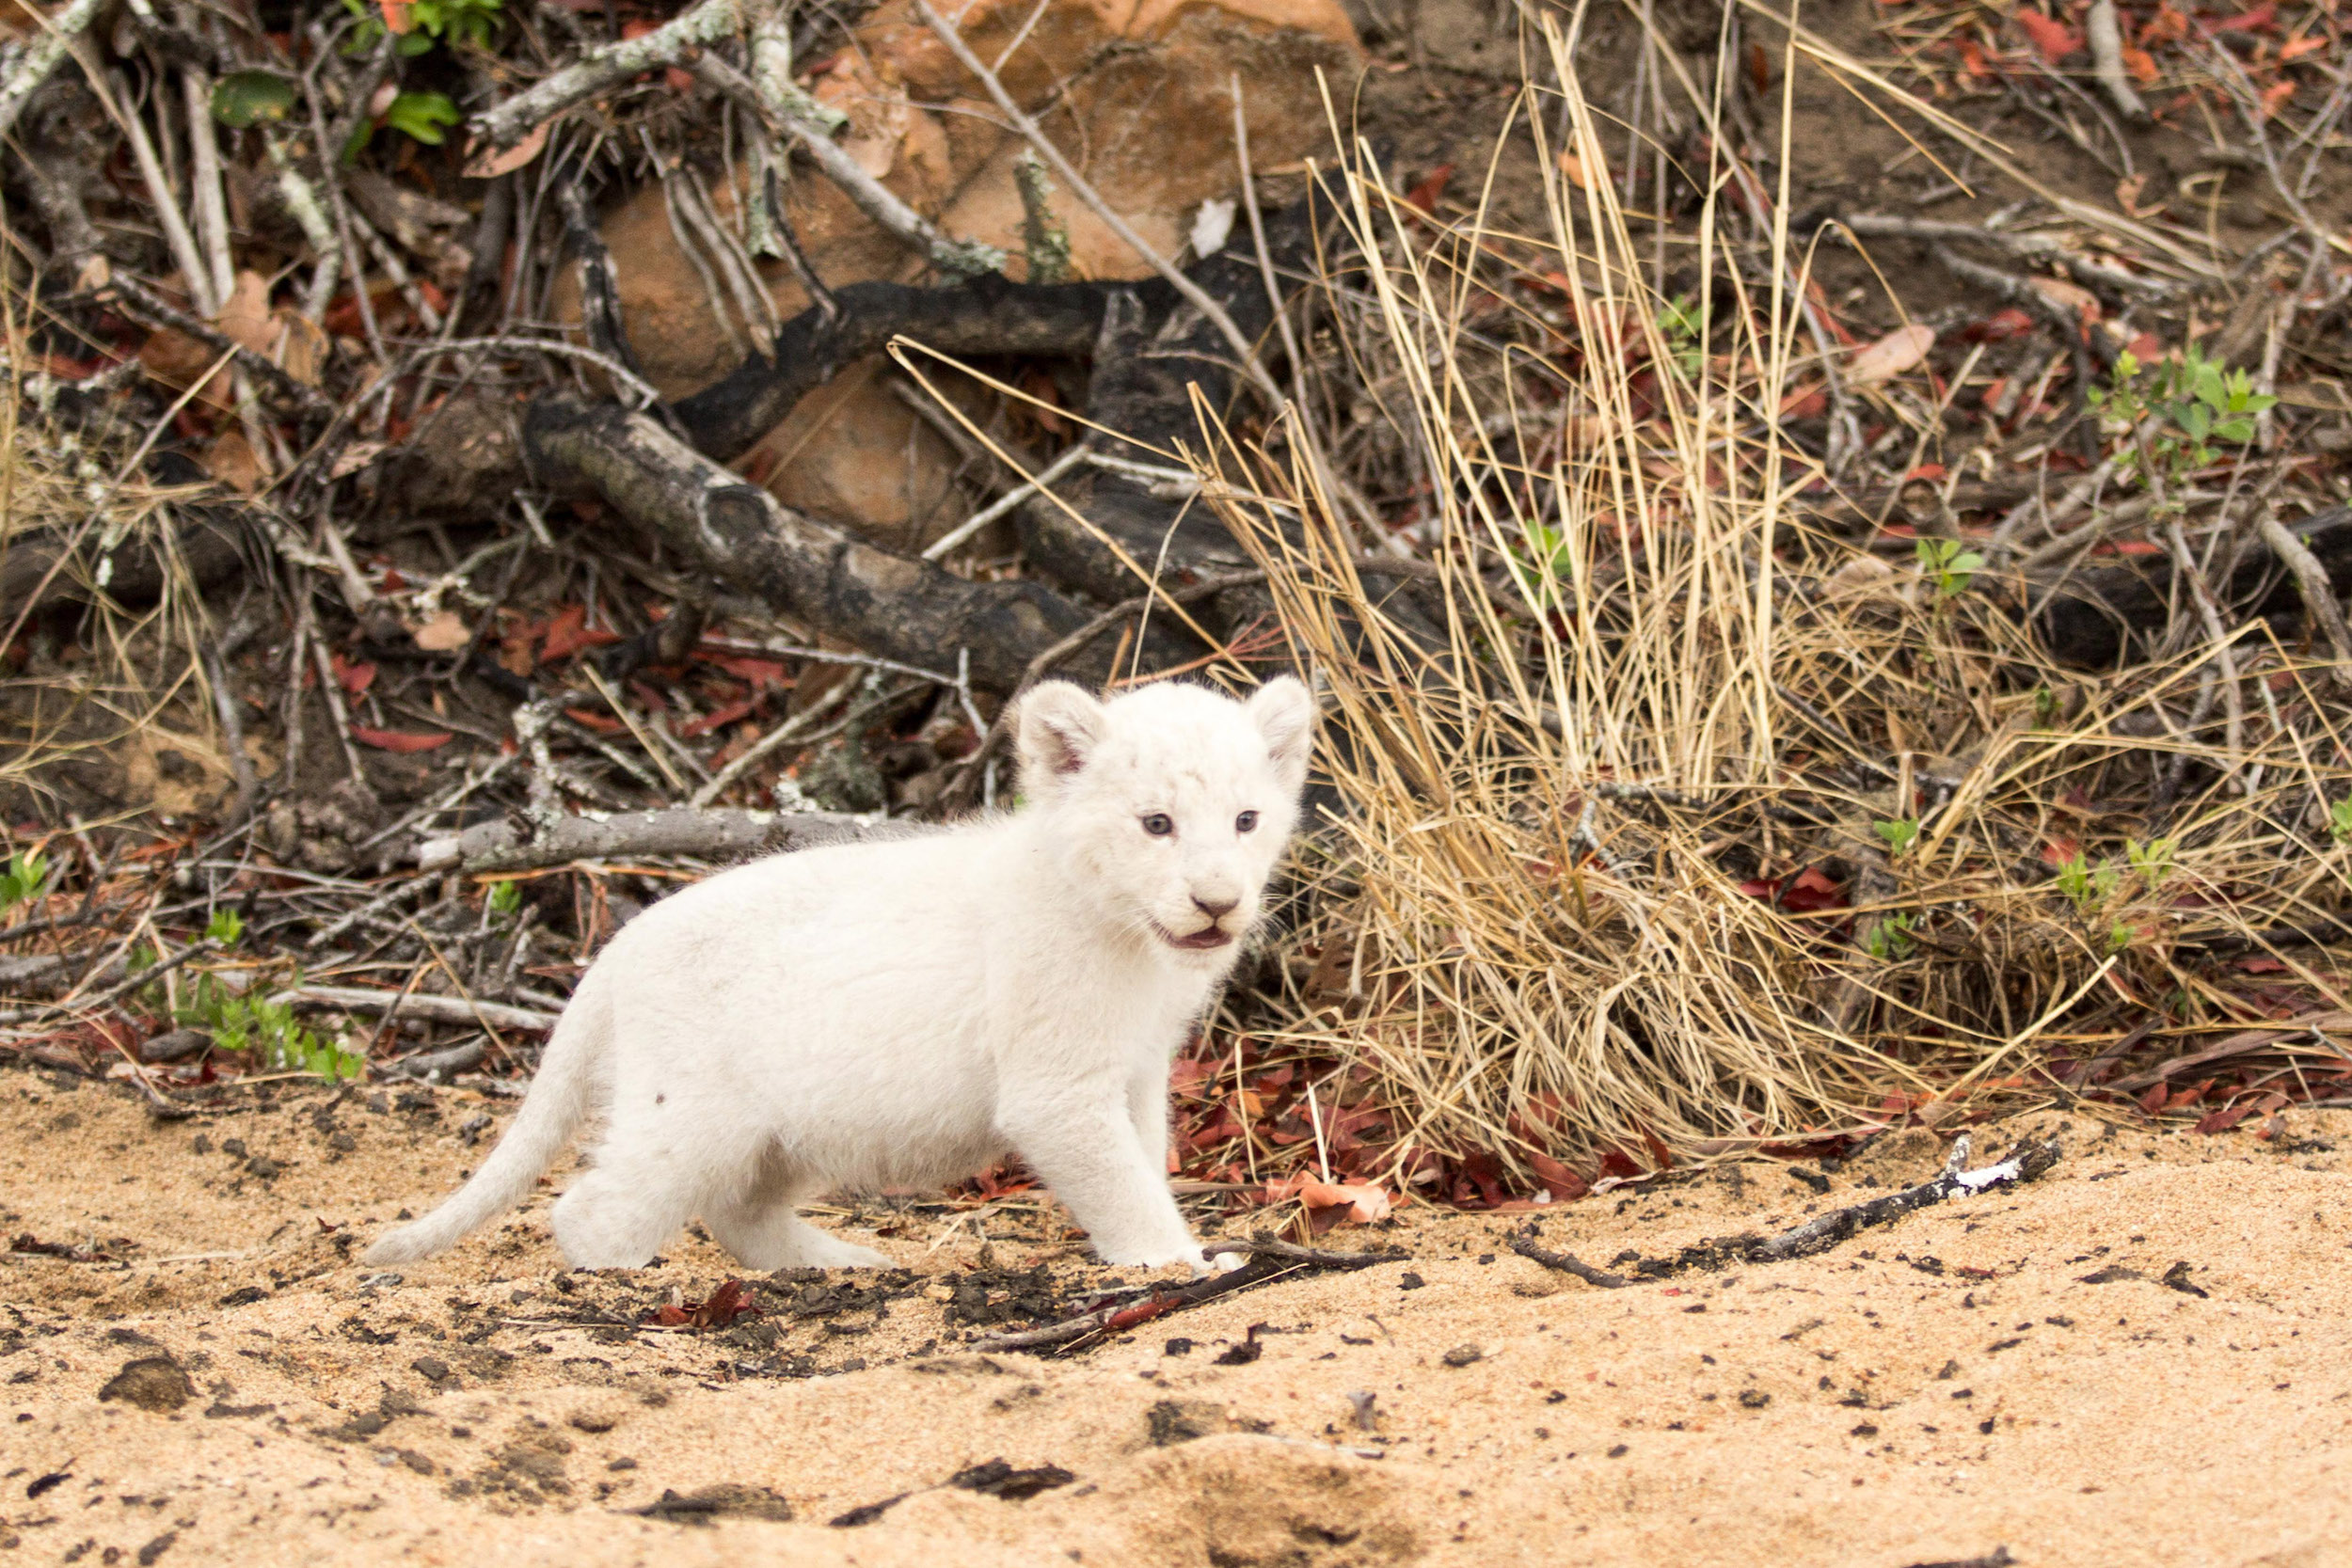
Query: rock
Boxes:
[
  {"xmin": 1440, "ymin": 1343, "xmax": 1484, "ymax": 1368},
  {"xmin": 97, "ymin": 1355, "xmax": 194, "ymax": 1413},
  {"xmin": 560, "ymin": 0, "xmax": 1360, "ymax": 542}
]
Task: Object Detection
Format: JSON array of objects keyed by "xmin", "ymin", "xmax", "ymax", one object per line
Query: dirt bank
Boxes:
[{"xmin": 4, "ymin": 1072, "xmax": 2347, "ymax": 1566}]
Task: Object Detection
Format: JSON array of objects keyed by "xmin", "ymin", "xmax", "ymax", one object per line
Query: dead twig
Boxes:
[
  {"xmin": 969, "ymin": 1232, "xmax": 1404, "ymax": 1354},
  {"xmin": 1505, "ymin": 1234, "xmax": 1631, "ymax": 1288}
]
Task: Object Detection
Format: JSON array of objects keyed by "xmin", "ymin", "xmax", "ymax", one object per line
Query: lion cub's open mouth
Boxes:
[{"xmin": 1158, "ymin": 924, "xmax": 1234, "ymax": 951}]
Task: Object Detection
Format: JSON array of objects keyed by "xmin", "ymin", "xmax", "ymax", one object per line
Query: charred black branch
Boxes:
[
  {"xmin": 522, "ymin": 395, "xmax": 1189, "ymax": 689},
  {"xmin": 2030, "ymin": 505, "xmax": 2352, "ymax": 667},
  {"xmin": 672, "ymin": 274, "xmax": 1150, "ymax": 461}
]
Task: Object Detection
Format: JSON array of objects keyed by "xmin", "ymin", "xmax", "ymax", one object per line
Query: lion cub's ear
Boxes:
[
  {"xmin": 1247, "ymin": 675, "xmax": 1317, "ymax": 790},
  {"xmin": 1016, "ymin": 681, "xmax": 1108, "ymax": 786}
]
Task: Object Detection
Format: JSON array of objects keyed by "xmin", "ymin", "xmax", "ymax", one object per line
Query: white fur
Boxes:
[{"xmin": 366, "ymin": 675, "xmax": 1315, "ymax": 1275}]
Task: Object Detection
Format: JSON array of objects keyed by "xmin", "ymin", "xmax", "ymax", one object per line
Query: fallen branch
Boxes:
[
  {"xmin": 0, "ymin": 940, "xmax": 220, "ymax": 1026},
  {"xmin": 0, "ymin": 0, "xmax": 106, "ymax": 142},
  {"xmin": 672, "ymin": 274, "xmax": 1127, "ymax": 462},
  {"xmin": 2085, "ymin": 0, "xmax": 2151, "ymax": 123},
  {"xmin": 278, "ymin": 985, "xmax": 560, "ymax": 1034},
  {"xmin": 416, "ymin": 805, "xmax": 924, "ymax": 874},
  {"xmin": 97, "ymin": 274, "xmax": 338, "ymax": 423},
  {"xmin": 523, "ymin": 394, "xmax": 1173, "ymax": 690},
  {"xmin": 969, "ymin": 1233, "xmax": 1404, "ymax": 1354},
  {"xmin": 469, "ymin": 0, "xmax": 748, "ymax": 152},
  {"xmin": 1504, "ymin": 1235, "xmax": 1630, "ymax": 1288},
  {"xmin": 1740, "ymin": 1133, "xmax": 2060, "ymax": 1264},
  {"xmin": 1516, "ymin": 1134, "xmax": 2064, "ymax": 1285},
  {"xmin": 2254, "ymin": 509, "xmax": 2352, "ymax": 691},
  {"xmin": 381, "ymin": 1038, "xmax": 487, "ymax": 1081}
]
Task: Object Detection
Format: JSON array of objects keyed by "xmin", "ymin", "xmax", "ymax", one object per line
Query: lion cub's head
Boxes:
[{"xmin": 1014, "ymin": 676, "xmax": 1316, "ymax": 965}]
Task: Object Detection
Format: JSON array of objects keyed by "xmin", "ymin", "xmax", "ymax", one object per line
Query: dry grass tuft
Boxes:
[
  {"xmin": 0, "ymin": 276, "xmax": 231, "ymax": 822},
  {"xmin": 1191, "ymin": 21, "xmax": 2352, "ymax": 1191}
]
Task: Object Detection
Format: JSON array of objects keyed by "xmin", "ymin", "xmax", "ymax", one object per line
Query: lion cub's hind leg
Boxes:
[
  {"xmin": 549, "ymin": 1158, "xmax": 700, "ymax": 1270},
  {"xmin": 703, "ymin": 1147, "xmax": 891, "ymax": 1271}
]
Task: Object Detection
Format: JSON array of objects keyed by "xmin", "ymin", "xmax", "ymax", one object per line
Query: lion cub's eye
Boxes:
[
  {"xmin": 1141, "ymin": 814, "xmax": 1175, "ymax": 837},
  {"xmin": 1235, "ymin": 811, "xmax": 1260, "ymax": 833}
]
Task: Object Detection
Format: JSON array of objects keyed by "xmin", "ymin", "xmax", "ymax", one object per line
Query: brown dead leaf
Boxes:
[
  {"xmin": 410, "ymin": 610, "xmax": 472, "ymax": 651},
  {"xmin": 275, "ymin": 311, "xmax": 327, "ymax": 385},
  {"xmin": 2027, "ymin": 275, "xmax": 2099, "ymax": 322},
  {"xmin": 464, "ymin": 119, "xmax": 549, "ymax": 180},
  {"xmin": 200, "ymin": 430, "xmax": 265, "ymax": 494},
  {"xmin": 138, "ymin": 328, "xmax": 233, "ymax": 408},
  {"xmin": 1848, "ymin": 323, "xmax": 1935, "ymax": 386},
  {"xmin": 1556, "ymin": 148, "xmax": 1594, "ymax": 192},
  {"xmin": 215, "ymin": 271, "xmax": 275, "ymax": 356}
]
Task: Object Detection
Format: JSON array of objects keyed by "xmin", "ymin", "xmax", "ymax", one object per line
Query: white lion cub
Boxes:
[{"xmin": 366, "ymin": 675, "xmax": 1314, "ymax": 1275}]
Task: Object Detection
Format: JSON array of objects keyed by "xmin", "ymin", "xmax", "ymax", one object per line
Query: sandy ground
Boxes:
[{"xmin": 2, "ymin": 1069, "xmax": 2348, "ymax": 1568}]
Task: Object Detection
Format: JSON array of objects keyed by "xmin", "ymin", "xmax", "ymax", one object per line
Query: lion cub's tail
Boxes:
[{"xmin": 362, "ymin": 968, "xmax": 612, "ymax": 1265}]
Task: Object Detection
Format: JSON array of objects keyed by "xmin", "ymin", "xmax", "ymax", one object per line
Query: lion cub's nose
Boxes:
[{"xmin": 1191, "ymin": 895, "xmax": 1239, "ymax": 920}]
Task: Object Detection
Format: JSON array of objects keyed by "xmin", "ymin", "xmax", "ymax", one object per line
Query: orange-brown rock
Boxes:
[{"xmin": 559, "ymin": 0, "xmax": 1360, "ymax": 542}]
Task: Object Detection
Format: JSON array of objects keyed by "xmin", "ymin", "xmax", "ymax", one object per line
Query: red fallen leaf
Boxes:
[
  {"xmin": 2013, "ymin": 7, "xmax": 2084, "ymax": 60},
  {"xmin": 330, "ymin": 654, "xmax": 377, "ymax": 697},
  {"xmin": 1904, "ymin": 463, "xmax": 1948, "ymax": 483},
  {"xmin": 1168, "ymin": 1058, "xmax": 1216, "ymax": 1097},
  {"xmin": 1956, "ymin": 36, "xmax": 1992, "ymax": 79},
  {"xmin": 1778, "ymin": 384, "xmax": 1828, "ymax": 420},
  {"xmin": 2279, "ymin": 30, "xmax": 2328, "ymax": 59},
  {"xmin": 1597, "ymin": 1147, "xmax": 1644, "ymax": 1181},
  {"xmin": 704, "ymin": 654, "xmax": 791, "ymax": 687},
  {"xmin": 1262, "ymin": 1173, "xmax": 1394, "ymax": 1224},
  {"xmin": 350, "ymin": 725, "xmax": 453, "ymax": 752},
  {"xmin": 563, "ymin": 706, "xmax": 627, "ymax": 735},
  {"xmin": 1405, "ymin": 163, "xmax": 1456, "ymax": 215},
  {"xmin": 2258, "ymin": 78, "xmax": 2296, "ymax": 119},
  {"xmin": 2195, "ymin": 1104, "xmax": 2258, "ymax": 1134},
  {"xmin": 1780, "ymin": 866, "xmax": 1847, "ymax": 913},
  {"xmin": 2234, "ymin": 955, "xmax": 2288, "ymax": 974},
  {"xmin": 2199, "ymin": 0, "xmax": 2275, "ymax": 34},
  {"xmin": 2122, "ymin": 44, "xmax": 2160, "ymax": 82},
  {"xmin": 540, "ymin": 604, "xmax": 625, "ymax": 663},
  {"xmin": 1527, "ymin": 1151, "xmax": 1589, "ymax": 1200},
  {"xmin": 678, "ymin": 696, "xmax": 758, "ymax": 738},
  {"xmin": 2040, "ymin": 836, "xmax": 2081, "ymax": 865},
  {"xmin": 2102, "ymin": 539, "xmax": 2165, "ymax": 557},
  {"xmin": 2137, "ymin": 1083, "xmax": 2169, "ymax": 1116}
]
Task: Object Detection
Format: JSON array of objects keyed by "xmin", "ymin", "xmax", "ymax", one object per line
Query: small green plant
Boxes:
[
  {"xmin": 1874, "ymin": 817, "xmax": 1920, "ymax": 857},
  {"xmin": 205, "ymin": 909, "xmax": 246, "ymax": 949},
  {"xmin": 0, "ymin": 847, "xmax": 51, "ymax": 912},
  {"xmin": 2106, "ymin": 920, "xmax": 2135, "ymax": 954},
  {"xmin": 177, "ymin": 973, "xmax": 362, "ymax": 1081},
  {"xmin": 1505, "ymin": 523, "xmax": 1575, "ymax": 603},
  {"xmin": 2124, "ymin": 836, "xmax": 2175, "ymax": 889},
  {"xmin": 341, "ymin": 0, "xmax": 502, "ymax": 56},
  {"xmin": 2331, "ymin": 797, "xmax": 2352, "ymax": 847},
  {"xmin": 2055, "ymin": 850, "xmax": 2121, "ymax": 915},
  {"xmin": 2089, "ymin": 343, "xmax": 2277, "ymax": 495},
  {"xmin": 487, "ymin": 879, "xmax": 522, "ymax": 918},
  {"xmin": 343, "ymin": 88, "xmax": 461, "ymax": 159},
  {"xmin": 1865, "ymin": 911, "xmax": 1919, "ymax": 960},
  {"xmin": 1915, "ymin": 536, "xmax": 1984, "ymax": 601},
  {"xmin": 2032, "ymin": 686, "xmax": 2061, "ymax": 727},
  {"xmin": 1656, "ymin": 294, "xmax": 1705, "ymax": 380}
]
